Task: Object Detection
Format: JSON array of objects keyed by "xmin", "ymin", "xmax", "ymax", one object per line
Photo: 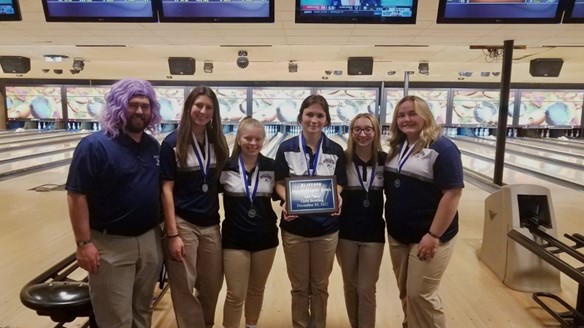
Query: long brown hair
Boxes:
[
  {"xmin": 345, "ymin": 113, "xmax": 383, "ymax": 165},
  {"xmin": 388, "ymin": 95, "xmax": 442, "ymax": 160},
  {"xmin": 230, "ymin": 117, "xmax": 265, "ymax": 160},
  {"xmin": 176, "ymin": 86, "xmax": 229, "ymax": 175}
]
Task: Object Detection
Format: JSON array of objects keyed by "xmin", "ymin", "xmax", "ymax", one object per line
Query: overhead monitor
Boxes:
[
  {"xmin": 295, "ymin": 0, "xmax": 418, "ymax": 24},
  {"xmin": 41, "ymin": 0, "xmax": 158, "ymax": 22},
  {"xmin": 436, "ymin": 0, "xmax": 563, "ymax": 24},
  {"xmin": 0, "ymin": 0, "xmax": 21, "ymax": 21},
  {"xmin": 159, "ymin": 0, "xmax": 274, "ymax": 23},
  {"xmin": 563, "ymin": 0, "xmax": 584, "ymax": 23}
]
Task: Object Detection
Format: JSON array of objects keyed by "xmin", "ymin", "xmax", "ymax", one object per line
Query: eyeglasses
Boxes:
[{"xmin": 352, "ymin": 127, "xmax": 374, "ymax": 135}]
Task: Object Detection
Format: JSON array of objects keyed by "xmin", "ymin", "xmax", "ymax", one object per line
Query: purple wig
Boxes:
[{"xmin": 100, "ymin": 79, "xmax": 162, "ymax": 137}]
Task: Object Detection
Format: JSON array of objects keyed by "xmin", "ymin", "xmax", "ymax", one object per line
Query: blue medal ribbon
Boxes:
[
  {"xmin": 193, "ymin": 132, "xmax": 211, "ymax": 188},
  {"xmin": 238, "ymin": 155, "xmax": 260, "ymax": 206},
  {"xmin": 299, "ymin": 133, "xmax": 323, "ymax": 176}
]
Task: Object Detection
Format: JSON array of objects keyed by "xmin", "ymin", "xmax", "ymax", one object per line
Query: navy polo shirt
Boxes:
[
  {"xmin": 384, "ymin": 136, "xmax": 464, "ymax": 244},
  {"xmin": 160, "ymin": 130, "xmax": 220, "ymax": 227},
  {"xmin": 339, "ymin": 151, "xmax": 386, "ymax": 243},
  {"xmin": 274, "ymin": 133, "xmax": 347, "ymax": 237},
  {"xmin": 66, "ymin": 131, "xmax": 161, "ymax": 236},
  {"xmin": 220, "ymin": 155, "xmax": 279, "ymax": 252}
]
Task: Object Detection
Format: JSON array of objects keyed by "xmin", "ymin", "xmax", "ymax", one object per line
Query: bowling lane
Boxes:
[
  {"xmin": 0, "ymin": 132, "xmax": 174, "ymax": 180},
  {"xmin": 454, "ymin": 140, "xmax": 584, "ymax": 189},
  {"xmin": 0, "ymin": 133, "xmax": 91, "ymax": 152},
  {"xmin": 455, "ymin": 137, "xmax": 584, "ymax": 167},
  {"xmin": 0, "ymin": 130, "xmax": 80, "ymax": 144},
  {"xmin": 0, "ymin": 129, "xmax": 65, "ymax": 139},
  {"xmin": 509, "ymin": 137, "xmax": 584, "ymax": 156},
  {"xmin": 0, "ymin": 140, "xmax": 80, "ymax": 162}
]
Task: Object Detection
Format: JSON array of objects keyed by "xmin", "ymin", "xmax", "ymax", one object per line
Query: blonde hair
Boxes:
[
  {"xmin": 230, "ymin": 117, "xmax": 266, "ymax": 160},
  {"xmin": 388, "ymin": 95, "xmax": 442, "ymax": 160},
  {"xmin": 346, "ymin": 113, "xmax": 383, "ymax": 164}
]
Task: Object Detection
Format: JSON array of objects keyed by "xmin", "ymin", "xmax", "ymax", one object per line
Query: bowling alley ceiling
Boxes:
[{"xmin": 1, "ymin": 1, "xmax": 584, "ymax": 84}]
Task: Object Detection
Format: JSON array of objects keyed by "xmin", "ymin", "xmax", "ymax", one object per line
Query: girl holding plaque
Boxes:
[
  {"xmin": 337, "ymin": 113, "xmax": 386, "ymax": 328},
  {"xmin": 384, "ymin": 95, "xmax": 463, "ymax": 328},
  {"xmin": 160, "ymin": 86, "xmax": 229, "ymax": 328},
  {"xmin": 274, "ymin": 94, "xmax": 347, "ymax": 328},
  {"xmin": 219, "ymin": 117, "xmax": 278, "ymax": 328}
]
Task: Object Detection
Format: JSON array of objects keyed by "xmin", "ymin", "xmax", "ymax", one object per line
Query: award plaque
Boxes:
[{"xmin": 285, "ymin": 176, "xmax": 338, "ymax": 215}]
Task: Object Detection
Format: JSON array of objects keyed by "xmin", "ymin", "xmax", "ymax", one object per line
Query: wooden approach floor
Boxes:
[{"xmin": 0, "ymin": 164, "xmax": 581, "ymax": 328}]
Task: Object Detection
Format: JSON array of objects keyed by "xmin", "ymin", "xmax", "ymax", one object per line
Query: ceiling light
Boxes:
[{"xmin": 44, "ymin": 55, "xmax": 68, "ymax": 62}]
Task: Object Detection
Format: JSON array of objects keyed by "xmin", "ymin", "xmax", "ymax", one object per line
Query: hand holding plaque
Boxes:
[{"xmin": 285, "ymin": 176, "xmax": 338, "ymax": 215}]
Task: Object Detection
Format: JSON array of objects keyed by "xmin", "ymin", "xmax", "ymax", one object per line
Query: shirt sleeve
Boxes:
[
  {"xmin": 65, "ymin": 138, "xmax": 100, "ymax": 194},
  {"xmin": 433, "ymin": 142, "xmax": 464, "ymax": 190},
  {"xmin": 274, "ymin": 143, "xmax": 290, "ymax": 182},
  {"xmin": 160, "ymin": 140, "xmax": 177, "ymax": 181},
  {"xmin": 334, "ymin": 143, "xmax": 348, "ymax": 186}
]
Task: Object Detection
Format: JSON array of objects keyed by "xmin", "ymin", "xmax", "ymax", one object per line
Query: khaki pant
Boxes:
[
  {"xmin": 388, "ymin": 236, "xmax": 457, "ymax": 328},
  {"xmin": 222, "ymin": 247, "xmax": 277, "ymax": 328},
  {"xmin": 282, "ymin": 231, "xmax": 338, "ymax": 328},
  {"xmin": 89, "ymin": 228, "xmax": 163, "ymax": 328},
  {"xmin": 165, "ymin": 217, "xmax": 223, "ymax": 328},
  {"xmin": 336, "ymin": 238, "xmax": 384, "ymax": 328}
]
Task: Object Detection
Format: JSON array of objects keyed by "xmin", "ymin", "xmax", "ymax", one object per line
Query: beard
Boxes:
[{"xmin": 125, "ymin": 113, "xmax": 150, "ymax": 133}]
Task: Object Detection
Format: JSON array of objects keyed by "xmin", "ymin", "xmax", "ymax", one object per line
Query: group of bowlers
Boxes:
[{"xmin": 66, "ymin": 78, "xmax": 464, "ymax": 328}]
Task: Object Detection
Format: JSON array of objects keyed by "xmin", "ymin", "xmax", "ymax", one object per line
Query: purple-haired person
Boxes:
[{"xmin": 66, "ymin": 79, "xmax": 163, "ymax": 328}]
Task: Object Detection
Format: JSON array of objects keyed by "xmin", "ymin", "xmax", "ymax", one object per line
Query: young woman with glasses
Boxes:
[{"xmin": 337, "ymin": 113, "xmax": 386, "ymax": 328}]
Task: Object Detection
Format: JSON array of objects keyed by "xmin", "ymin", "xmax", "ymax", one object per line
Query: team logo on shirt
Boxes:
[
  {"xmin": 323, "ymin": 158, "xmax": 335, "ymax": 169},
  {"xmin": 153, "ymin": 155, "xmax": 160, "ymax": 166},
  {"xmin": 375, "ymin": 171, "xmax": 383, "ymax": 180},
  {"xmin": 260, "ymin": 173, "xmax": 272, "ymax": 183}
]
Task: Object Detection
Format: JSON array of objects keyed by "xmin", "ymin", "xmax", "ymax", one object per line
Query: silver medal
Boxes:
[
  {"xmin": 363, "ymin": 199, "xmax": 370, "ymax": 208},
  {"xmin": 202, "ymin": 183, "xmax": 209, "ymax": 193},
  {"xmin": 394, "ymin": 179, "xmax": 401, "ymax": 188},
  {"xmin": 248, "ymin": 208, "xmax": 257, "ymax": 218}
]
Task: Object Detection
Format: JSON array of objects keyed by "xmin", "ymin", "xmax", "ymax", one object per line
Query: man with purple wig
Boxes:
[{"xmin": 66, "ymin": 78, "xmax": 163, "ymax": 328}]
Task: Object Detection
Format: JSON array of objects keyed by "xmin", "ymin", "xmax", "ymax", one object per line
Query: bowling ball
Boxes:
[
  {"xmin": 473, "ymin": 101, "xmax": 497, "ymax": 124},
  {"xmin": 276, "ymin": 100, "xmax": 298, "ymax": 123},
  {"xmin": 87, "ymin": 98, "xmax": 105, "ymax": 118},
  {"xmin": 159, "ymin": 98, "xmax": 174, "ymax": 121},
  {"xmin": 30, "ymin": 96, "xmax": 53, "ymax": 119},
  {"xmin": 337, "ymin": 100, "xmax": 359, "ymax": 122},
  {"xmin": 545, "ymin": 102, "xmax": 571, "ymax": 126}
]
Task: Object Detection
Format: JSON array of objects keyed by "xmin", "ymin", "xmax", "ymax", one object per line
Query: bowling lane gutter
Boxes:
[
  {"xmin": 454, "ymin": 138, "xmax": 584, "ymax": 171},
  {"xmin": 461, "ymin": 136, "xmax": 584, "ymax": 160}
]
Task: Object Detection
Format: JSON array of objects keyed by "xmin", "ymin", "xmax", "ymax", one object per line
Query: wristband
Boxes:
[
  {"xmin": 167, "ymin": 233, "xmax": 180, "ymax": 238},
  {"xmin": 76, "ymin": 239, "xmax": 92, "ymax": 247},
  {"xmin": 428, "ymin": 231, "xmax": 441, "ymax": 239}
]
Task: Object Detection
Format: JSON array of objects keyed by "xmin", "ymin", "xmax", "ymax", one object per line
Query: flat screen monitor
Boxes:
[
  {"xmin": 41, "ymin": 0, "xmax": 158, "ymax": 22},
  {"xmin": 159, "ymin": 0, "xmax": 274, "ymax": 23},
  {"xmin": 0, "ymin": 0, "xmax": 21, "ymax": 21},
  {"xmin": 295, "ymin": 0, "xmax": 418, "ymax": 24},
  {"xmin": 563, "ymin": 0, "xmax": 584, "ymax": 23},
  {"xmin": 437, "ymin": 0, "xmax": 563, "ymax": 24}
]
